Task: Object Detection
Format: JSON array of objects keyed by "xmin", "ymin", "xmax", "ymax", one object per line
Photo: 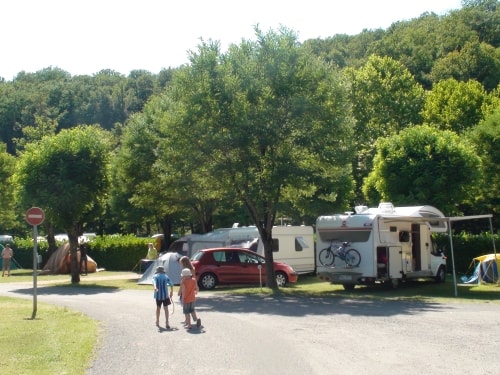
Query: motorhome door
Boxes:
[{"xmin": 388, "ymin": 246, "xmax": 403, "ymax": 279}]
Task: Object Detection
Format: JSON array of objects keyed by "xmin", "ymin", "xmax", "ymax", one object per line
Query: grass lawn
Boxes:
[
  {"xmin": 1, "ymin": 268, "xmax": 498, "ymax": 373},
  {"xmin": 0, "ymin": 296, "xmax": 97, "ymax": 375}
]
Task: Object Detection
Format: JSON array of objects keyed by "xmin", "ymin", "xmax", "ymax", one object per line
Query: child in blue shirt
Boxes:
[{"xmin": 152, "ymin": 266, "xmax": 173, "ymax": 329}]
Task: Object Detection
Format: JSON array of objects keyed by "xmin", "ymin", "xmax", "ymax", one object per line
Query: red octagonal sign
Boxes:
[{"xmin": 26, "ymin": 207, "xmax": 45, "ymax": 226}]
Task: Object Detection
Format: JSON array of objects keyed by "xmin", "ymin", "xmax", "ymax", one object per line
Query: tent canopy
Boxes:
[
  {"xmin": 41, "ymin": 243, "xmax": 97, "ymax": 274},
  {"xmin": 137, "ymin": 252, "xmax": 183, "ymax": 285},
  {"xmin": 461, "ymin": 254, "xmax": 500, "ymax": 284}
]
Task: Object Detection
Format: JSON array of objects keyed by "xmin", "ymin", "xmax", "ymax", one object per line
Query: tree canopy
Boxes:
[
  {"xmin": 1, "ymin": 2, "xmax": 499, "ymax": 238},
  {"xmin": 363, "ymin": 125, "xmax": 481, "ymax": 214},
  {"xmin": 150, "ymin": 27, "xmax": 354, "ymax": 287},
  {"xmin": 14, "ymin": 125, "xmax": 111, "ymax": 282}
]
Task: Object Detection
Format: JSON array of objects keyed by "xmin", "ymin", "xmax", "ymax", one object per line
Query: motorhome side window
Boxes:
[{"xmin": 399, "ymin": 231, "xmax": 410, "ymax": 242}]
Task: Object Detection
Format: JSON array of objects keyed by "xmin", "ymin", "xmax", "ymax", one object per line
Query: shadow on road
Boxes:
[
  {"xmin": 5, "ymin": 284, "xmax": 122, "ymax": 296},
  {"xmin": 195, "ymin": 292, "xmax": 449, "ymax": 318}
]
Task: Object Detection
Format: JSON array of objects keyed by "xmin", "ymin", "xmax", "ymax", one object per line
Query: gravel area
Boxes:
[{"xmin": 1, "ymin": 278, "xmax": 499, "ymax": 374}]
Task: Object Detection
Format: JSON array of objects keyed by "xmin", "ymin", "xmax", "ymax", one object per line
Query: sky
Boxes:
[{"xmin": 0, "ymin": 0, "xmax": 463, "ymax": 80}]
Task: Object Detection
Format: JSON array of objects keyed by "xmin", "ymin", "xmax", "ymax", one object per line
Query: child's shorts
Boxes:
[
  {"xmin": 156, "ymin": 299, "xmax": 172, "ymax": 307},
  {"xmin": 183, "ymin": 302, "xmax": 195, "ymax": 314}
]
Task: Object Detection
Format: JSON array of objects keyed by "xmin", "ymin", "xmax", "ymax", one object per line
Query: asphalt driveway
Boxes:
[{"xmin": 1, "ymin": 280, "xmax": 499, "ymax": 375}]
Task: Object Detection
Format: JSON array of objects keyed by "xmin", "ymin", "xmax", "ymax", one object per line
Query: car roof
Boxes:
[{"xmin": 199, "ymin": 247, "xmax": 254, "ymax": 252}]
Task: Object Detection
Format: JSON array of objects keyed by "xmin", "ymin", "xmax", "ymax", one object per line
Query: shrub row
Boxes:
[{"xmin": 8, "ymin": 235, "xmax": 152, "ymax": 272}]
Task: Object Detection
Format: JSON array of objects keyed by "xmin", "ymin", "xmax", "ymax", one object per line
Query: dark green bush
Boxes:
[
  {"xmin": 88, "ymin": 235, "xmax": 150, "ymax": 271},
  {"xmin": 434, "ymin": 232, "xmax": 499, "ymax": 274}
]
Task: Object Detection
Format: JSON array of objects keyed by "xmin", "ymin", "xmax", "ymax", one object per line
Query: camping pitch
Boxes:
[
  {"xmin": 461, "ymin": 254, "xmax": 500, "ymax": 284},
  {"xmin": 41, "ymin": 243, "xmax": 98, "ymax": 274}
]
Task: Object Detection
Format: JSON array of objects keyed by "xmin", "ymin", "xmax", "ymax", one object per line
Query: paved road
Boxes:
[{"xmin": 1, "ymin": 280, "xmax": 499, "ymax": 375}]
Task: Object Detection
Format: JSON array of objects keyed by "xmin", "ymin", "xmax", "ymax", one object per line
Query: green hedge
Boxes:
[
  {"xmin": 434, "ymin": 232, "xmax": 499, "ymax": 274},
  {"xmin": 8, "ymin": 235, "xmax": 152, "ymax": 271}
]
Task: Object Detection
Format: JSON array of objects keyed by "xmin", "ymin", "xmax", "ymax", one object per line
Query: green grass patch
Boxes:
[
  {"xmin": 0, "ymin": 296, "xmax": 98, "ymax": 375},
  {"xmin": 3, "ymin": 270, "xmax": 499, "ymax": 303},
  {"xmin": 209, "ymin": 275, "xmax": 500, "ymax": 304}
]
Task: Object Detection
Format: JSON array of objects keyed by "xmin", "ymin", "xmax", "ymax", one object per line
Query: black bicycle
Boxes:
[{"xmin": 319, "ymin": 241, "xmax": 361, "ymax": 267}]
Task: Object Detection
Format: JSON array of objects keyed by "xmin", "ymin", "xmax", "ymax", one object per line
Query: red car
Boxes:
[{"xmin": 191, "ymin": 247, "xmax": 298, "ymax": 289}]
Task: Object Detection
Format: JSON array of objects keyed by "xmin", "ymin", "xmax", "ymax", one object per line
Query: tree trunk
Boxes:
[
  {"xmin": 259, "ymin": 225, "xmax": 277, "ymax": 289},
  {"xmin": 68, "ymin": 230, "xmax": 80, "ymax": 284}
]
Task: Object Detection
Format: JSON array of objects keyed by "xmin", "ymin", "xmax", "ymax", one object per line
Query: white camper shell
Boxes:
[
  {"xmin": 316, "ymin": 202, "xmax": 448, "ymax": 289},
  {"xmin": 167, "ymin": 225, "xmax": 315, "ymax": 274}
]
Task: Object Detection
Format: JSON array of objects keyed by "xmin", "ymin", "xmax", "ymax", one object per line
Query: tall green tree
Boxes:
[
  {"xmin": 110, "ymin": 108, "xmax": 187, "ymax": 242},
  {"xmin": 467, "ymin": 107, "xmax": 500, "ymax": 218},
  {"xmin": 344, "ymin": 55, "xmax": 425, "ymax": 202},
  {"xmin": 460, "ymin": 0, "xmax": 500, "ymax": 46},
  {"xmin": 14, "ymin": 125, "xmax": 110, "ymax": 283},
  {"xmin": 363, "ymin": 125, "xmax": 481, "ymax": 214},
  {"xmin": 157, "ymin": 27, "xmax": 354, "ymax": 288},
  {"xmin": 430, "ymin": 41, "xmax": 500, "ymax": 91},
  {"xmin": 420, "ymin": 78, "xmax": 488, "ymax": 133},
  {"xmin": 0, "ymin": 143, "xmax": 16, "ymax": 231}
]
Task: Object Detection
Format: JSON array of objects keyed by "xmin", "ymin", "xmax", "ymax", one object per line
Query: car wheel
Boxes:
[
  {"xmin": 199, "ymin": 273, "xmax": 217, "ymax": 290},
  {"xmin": 275, "ymin": 271, "xmax": 288, "ymax": 287}
]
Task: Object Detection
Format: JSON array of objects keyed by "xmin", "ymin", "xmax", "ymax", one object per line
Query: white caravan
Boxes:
[
  {"xmin": 168, "ymin": 225, "xmax": 315, "ymax": 274},
  {"xmin": 316, "ymin": 202, "xmax": 448, "ymax": 289},
  {"xmin": 268, "ymin": 225, "xmax": 315, "ymax": 274}
]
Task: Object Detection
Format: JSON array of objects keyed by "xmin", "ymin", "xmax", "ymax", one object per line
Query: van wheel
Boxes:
[
  {"xmin": 434, "ymin": 266, "xmax": 446, "ymax": 283},
  {"xmin": 343, "ymin": 284, "xmax": 355, "ymax": 291},
  {"xmin": 199, "ymin": 273, "xmax": 217, "ymax": 290}
]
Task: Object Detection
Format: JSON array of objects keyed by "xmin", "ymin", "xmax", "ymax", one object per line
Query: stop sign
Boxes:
[{"xmin": 25, "ymin": 207, "xmax": 45, "ymax": 226}]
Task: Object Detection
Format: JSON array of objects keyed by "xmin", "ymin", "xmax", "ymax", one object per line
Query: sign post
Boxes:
[{"xmin": 25, "ymin": 207, "xmax": 45, "ymax": 320}]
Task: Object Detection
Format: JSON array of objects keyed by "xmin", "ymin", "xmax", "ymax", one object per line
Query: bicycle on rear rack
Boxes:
[{"xmin": 318, "ymin": 241, "xmax": 361, "ymax": 267}]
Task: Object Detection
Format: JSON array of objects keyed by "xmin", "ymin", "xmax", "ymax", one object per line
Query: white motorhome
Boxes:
[
  {"xmin": 168, "ymin": 225, "xmax": 315, "ymax": 274},
  {"xmin": 316, "ymin": 202, "xmax": 448, "ymax": 289}
]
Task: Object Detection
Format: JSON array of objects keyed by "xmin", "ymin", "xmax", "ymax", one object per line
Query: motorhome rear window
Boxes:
[{"xmin": 319, "ymin": 229, "xmax": 371, "ymax": 243}]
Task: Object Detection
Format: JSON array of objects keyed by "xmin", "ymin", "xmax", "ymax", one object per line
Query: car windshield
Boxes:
[{"xmin": 191, "ymin": 251, "xmax": 204, "ymax": 261}]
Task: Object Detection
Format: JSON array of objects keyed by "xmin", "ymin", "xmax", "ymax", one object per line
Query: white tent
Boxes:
[{"xmin": 137, "ymin": 252, "xmax": 183, "ymax": 285}]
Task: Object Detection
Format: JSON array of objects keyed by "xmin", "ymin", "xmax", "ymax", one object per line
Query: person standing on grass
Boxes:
[
  {"xmin": 178, "ymin": 268, "xmax": 201, "ymax": 330},
  {"xmin": 146, "ymin": 242, "xmax": 158, "ymax": 260},
  {"xmin": 152, "ymin": 266, "xmax": 173, "ymax": 329},
  {"xmin": 2, "ymin": 243, "xmax": 13, "ymax": 277},
  {"xmin": 79, "ymin": 244, "xmax": 88, "ymax": 275}
]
